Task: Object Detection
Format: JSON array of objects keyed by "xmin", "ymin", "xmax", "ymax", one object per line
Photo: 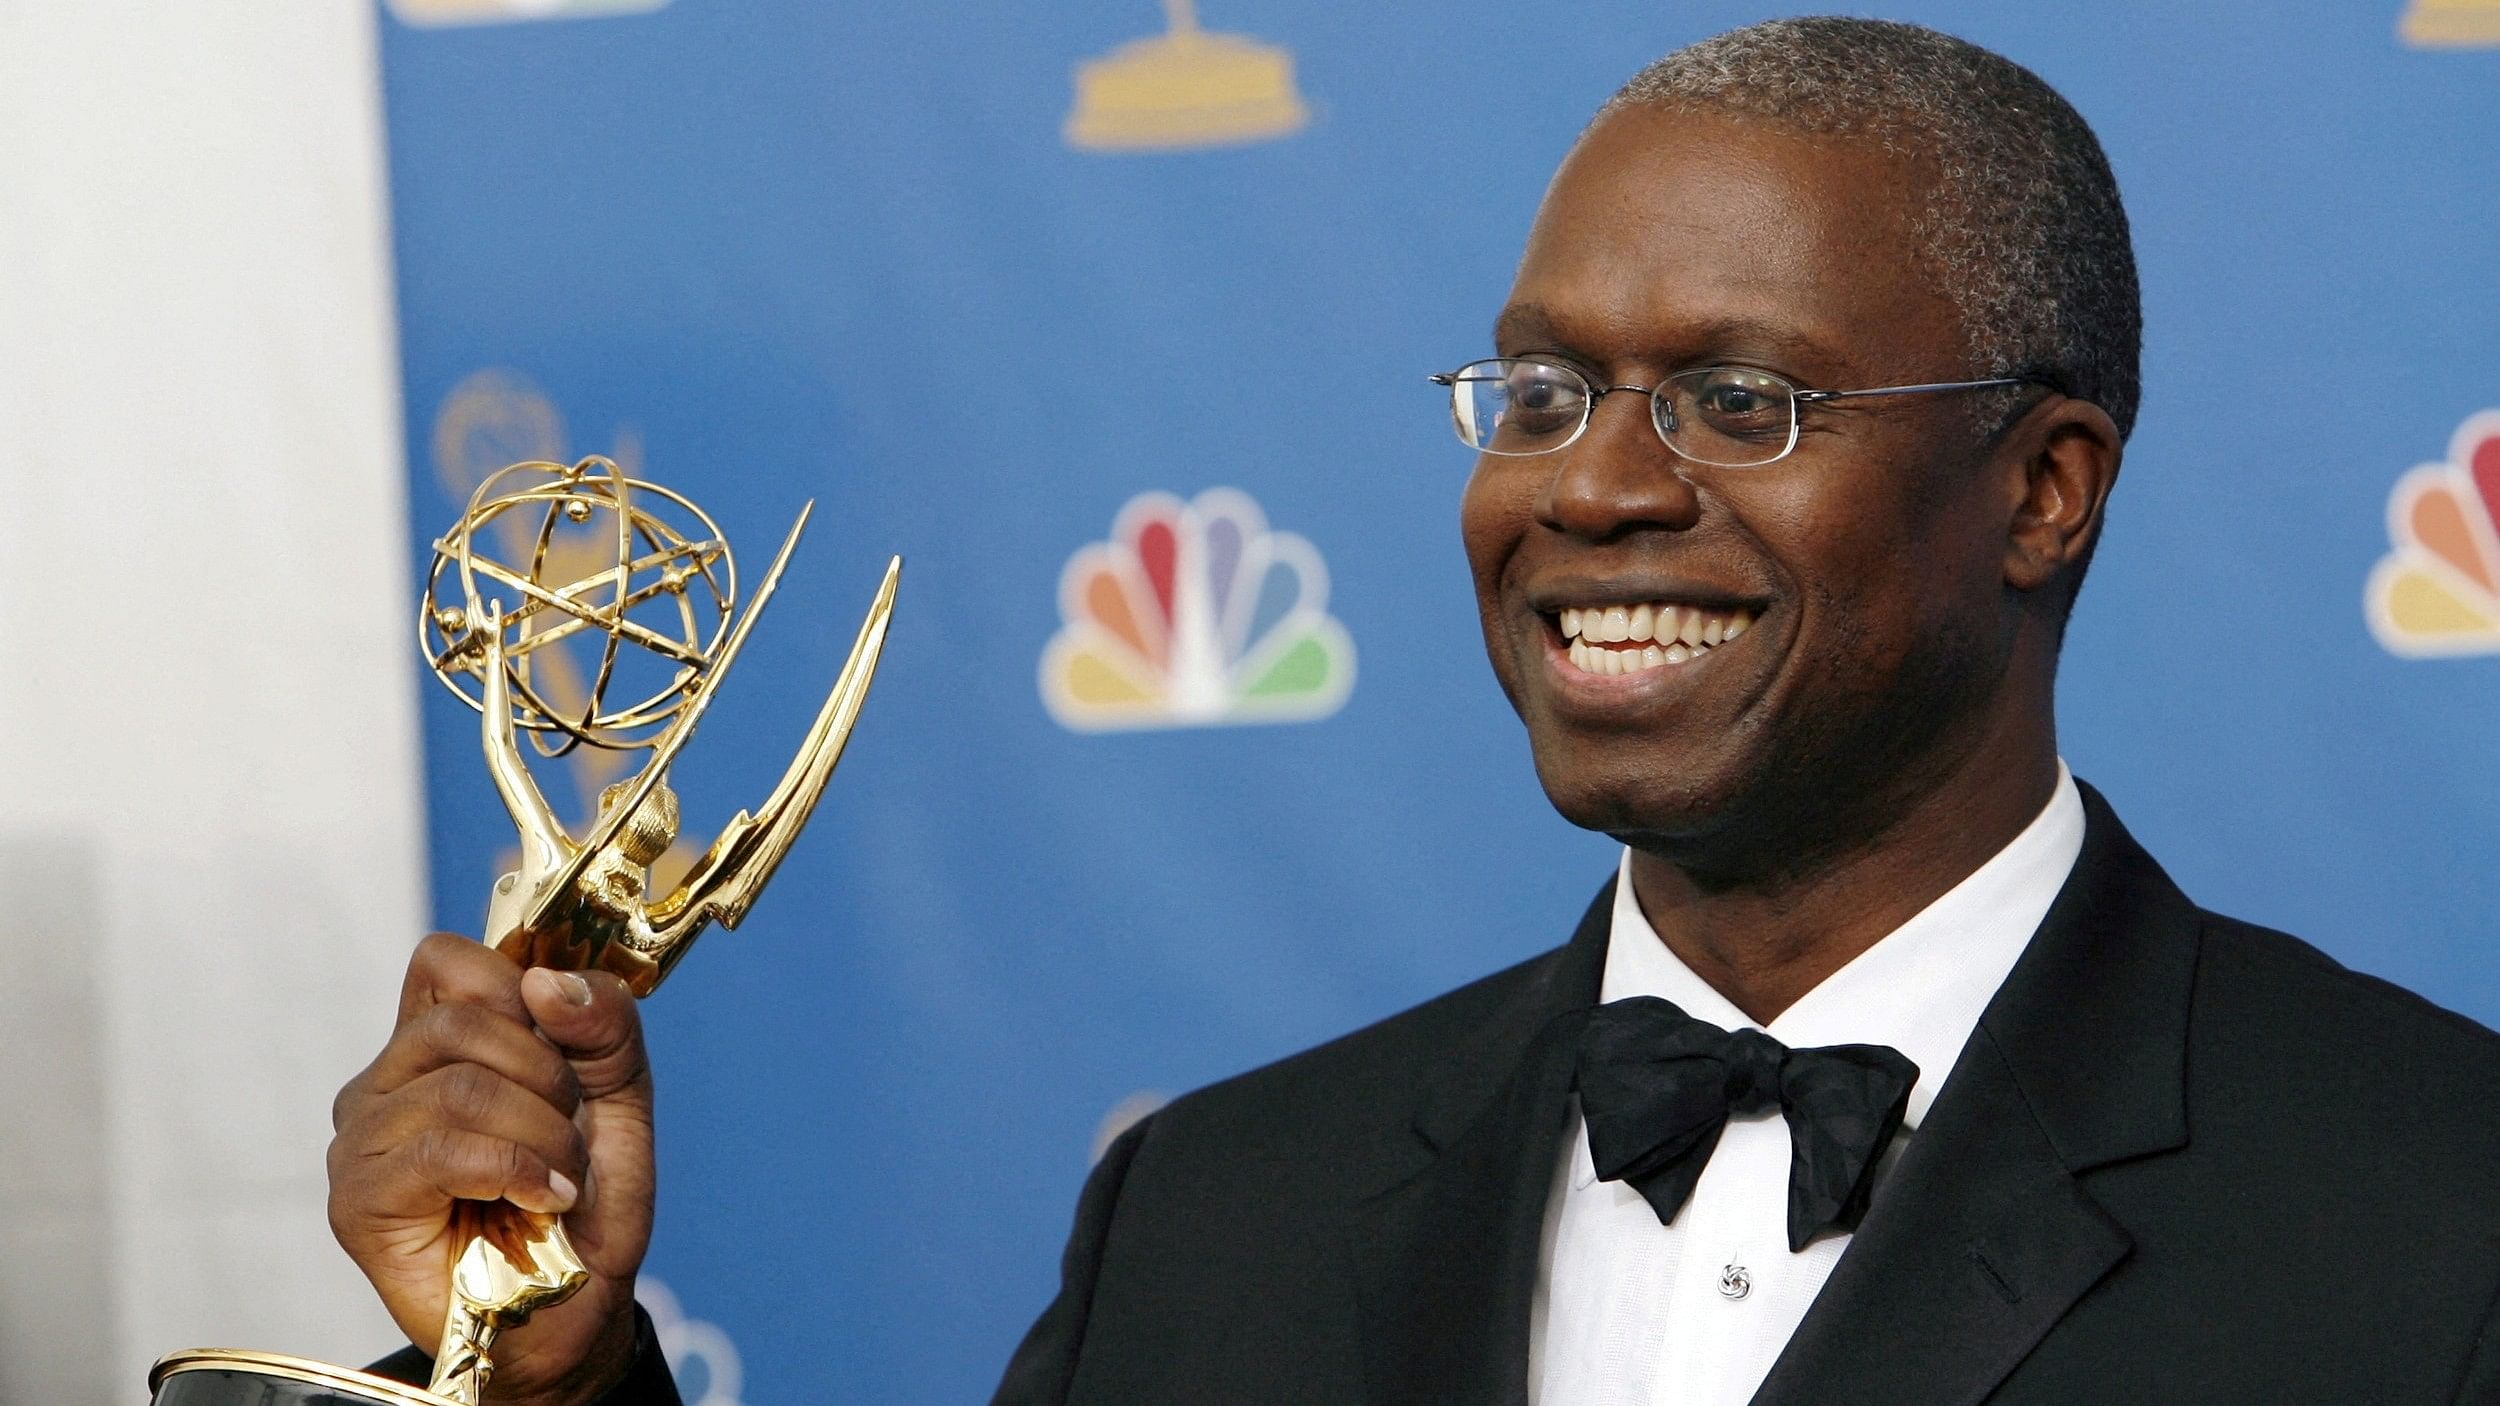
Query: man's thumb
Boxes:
[{"xmin": 520, "ymin": 967, "xmax": 650, "ymax": 1100}]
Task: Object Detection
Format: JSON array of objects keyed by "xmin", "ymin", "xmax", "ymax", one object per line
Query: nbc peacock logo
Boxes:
[
  {"xmin": 2366, "ymin": 410, "xmax": 2500, "ymax": 656},
  {"xmin": 1041, "ymin": 488, "xmax": 1354, "ymax": 731}
]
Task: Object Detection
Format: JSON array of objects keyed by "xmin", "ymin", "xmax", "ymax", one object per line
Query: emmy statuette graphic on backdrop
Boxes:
[
  {"xmin": 1065, "ymin": 0, "xmax": 1309, "ymax": 151},
  {"xmin": 2401, "ymin": 0, "xmax": 2500, "ymax": 45},
  {"xmin": 147, "ymin": 456, "xmax": 902, "ymax": 1405}
]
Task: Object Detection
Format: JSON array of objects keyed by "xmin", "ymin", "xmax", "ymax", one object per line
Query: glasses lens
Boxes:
[
  {"xmin": 1660, "ymin": 367, "xmax": 1799, "ymax": 466},
  {"xmin": 1449, "ymin": 358, "xmax": 1590, "ymax": 455}
]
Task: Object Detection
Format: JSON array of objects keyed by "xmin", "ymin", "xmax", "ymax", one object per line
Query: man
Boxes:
[{"xmin": 332, "ymin": 18, "xmax": 2500, "ymax": 1405}]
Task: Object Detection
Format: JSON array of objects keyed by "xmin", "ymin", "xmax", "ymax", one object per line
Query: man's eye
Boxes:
[
  {"xmin": 1499, "ymin": 369, "xmax": 1587, "ymax": 434},
  {"xmin": 1507, "ymin": 373, "xmax": 1582, "ymax": 412},
  {"xmin": 1684, "ymin": 370, "xmax": 1793, "ymax": 437},
  {"xmin": 1698, "ymin": 385, "xmax": 1769, "ymax": 414}
]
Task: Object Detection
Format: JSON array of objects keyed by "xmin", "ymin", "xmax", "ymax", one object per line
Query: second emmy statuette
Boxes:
[{"xmin": 150, "ymin": 456, "xmax": 901, "ymax": 1406}]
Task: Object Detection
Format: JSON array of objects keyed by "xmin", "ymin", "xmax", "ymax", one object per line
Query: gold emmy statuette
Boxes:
[
  {"xmin": 1064, "ymin": 0, "xmax": 1310, "ymax": 152},
  {"xmin": 2401, "ymin": 0, "xmax": 2500, "ymax": 46},
  {"xmin": 149, "ymin": 456, "xmax": 902, "ymax": 1406}
]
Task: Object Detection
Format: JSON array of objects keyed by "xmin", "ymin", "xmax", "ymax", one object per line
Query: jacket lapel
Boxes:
[
  {"xmin": 1750, "ymin": 784, "xmax": 2200, "ymax": 1406},
  {"xmin": 1347, "ymin": 883, "xmax": 1611, "ymax": 1406}
]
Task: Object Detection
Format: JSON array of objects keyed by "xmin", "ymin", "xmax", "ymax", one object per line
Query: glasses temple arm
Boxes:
[{"xmin": 1797, "ymin": 377, "xmax": 2035, "ymax": 404}]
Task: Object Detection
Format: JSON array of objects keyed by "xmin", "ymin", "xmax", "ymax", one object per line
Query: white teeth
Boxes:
[{"xmin": 1558, "ymin": 602, "xmax": 1757, "ymax": 675}]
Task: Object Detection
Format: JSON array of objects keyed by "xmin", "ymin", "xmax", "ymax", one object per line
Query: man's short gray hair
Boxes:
[{"xmin": 1603, "ymin": 17, "xmax": 2142, "ymax": 439}]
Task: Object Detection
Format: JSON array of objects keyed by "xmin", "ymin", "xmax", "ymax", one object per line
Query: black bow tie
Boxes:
[{"xmin": 1573, "ymin": 996, "xmax": 1919, "ymax": 1251}]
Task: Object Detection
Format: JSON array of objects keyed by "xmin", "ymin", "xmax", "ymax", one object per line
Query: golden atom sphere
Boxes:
[{"xmin": 420, "ymin": 456, "xmax": 740, "ymax": 756}]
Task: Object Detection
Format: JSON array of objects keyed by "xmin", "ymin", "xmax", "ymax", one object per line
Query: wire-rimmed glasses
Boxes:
[{"xmin": 1429, "ymin": 356, "xmax": 2037, "ymax": 467}]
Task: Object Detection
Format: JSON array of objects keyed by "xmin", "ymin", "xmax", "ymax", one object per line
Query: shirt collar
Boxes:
[{"xmin": 1600, "ymin": 762, "xmax": 2085, "ymax": 1132}]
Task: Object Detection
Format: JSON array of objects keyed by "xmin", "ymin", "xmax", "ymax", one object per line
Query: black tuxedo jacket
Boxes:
[
  {"xmin": 378, "ymin": 786, "xmax": 2500, "ymax": 1404},
  {"xmin": 990, "ymin": 786, "xmax": 2500, "ymax": 1404}
]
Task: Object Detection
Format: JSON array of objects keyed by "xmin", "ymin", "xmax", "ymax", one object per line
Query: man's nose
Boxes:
[{"xmin": 1532, "ymin": 392, "xmax": 1704, "ymax": 541}]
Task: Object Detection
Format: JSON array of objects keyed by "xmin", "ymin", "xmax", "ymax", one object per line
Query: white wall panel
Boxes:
[{"xmin": 0, "ymin": 3, "xmax": 419, "ymax": 1394}]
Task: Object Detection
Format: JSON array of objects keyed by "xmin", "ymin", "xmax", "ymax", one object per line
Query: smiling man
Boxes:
[{"xmin": 331, "ymin": 18, "xmax": 2500, "ymax": 1406}]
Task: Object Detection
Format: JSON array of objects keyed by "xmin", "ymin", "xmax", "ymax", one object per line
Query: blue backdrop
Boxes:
[{"xmin": 376, "ymin": 2, "xmax": 2500, "ymax": 1399}]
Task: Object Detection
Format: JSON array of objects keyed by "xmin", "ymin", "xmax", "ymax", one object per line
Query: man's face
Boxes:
[{"xmin": 1461, "ymin": 106, "xmax": 2030, "ymax": 869}]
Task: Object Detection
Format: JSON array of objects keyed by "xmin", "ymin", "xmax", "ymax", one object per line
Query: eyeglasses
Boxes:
[{"xmin": 1429, "ymin": 356, "xmax": 2038, "ymax": 468}]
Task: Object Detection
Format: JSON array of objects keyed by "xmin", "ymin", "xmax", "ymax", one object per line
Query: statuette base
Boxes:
[{"xmin": 150, "ymin": 1349, "xmax": 458, "ymax": 1406}]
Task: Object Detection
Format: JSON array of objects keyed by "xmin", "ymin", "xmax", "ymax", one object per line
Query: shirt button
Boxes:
[{"xmin": 1719, "ymin": 1264, "xmax": 1752, "ymax": 1300}]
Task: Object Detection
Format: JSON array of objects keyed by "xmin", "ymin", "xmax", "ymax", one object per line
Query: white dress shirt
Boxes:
[{"xmin": 1529, "ymin": 765, "xmax": 2085, "ymax": 1406}]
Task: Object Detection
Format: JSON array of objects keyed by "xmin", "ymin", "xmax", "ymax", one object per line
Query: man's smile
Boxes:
[{"xmin": 1550, "ymin": 601, "xmax": 1757, "ymax": 676}]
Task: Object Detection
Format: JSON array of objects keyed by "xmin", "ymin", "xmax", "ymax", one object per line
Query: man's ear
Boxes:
[{"xmin": 2002, "ymin": 395, "xmax": 2123, "ymax": 595}]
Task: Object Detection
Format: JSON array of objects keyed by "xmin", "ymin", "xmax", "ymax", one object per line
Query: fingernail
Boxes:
[
  {"xmin": 547, "ymin": 1170, "xmax": 580, "ymax": 1212},
  {"xmin": 555, "ymin": 972, "xmax": 593, "ymax": 1007}
]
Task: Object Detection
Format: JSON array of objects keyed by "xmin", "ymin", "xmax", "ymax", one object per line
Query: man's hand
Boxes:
[{"xmin": 329, "ymin": 933, "xmax": 656, "ymax": 1405}]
